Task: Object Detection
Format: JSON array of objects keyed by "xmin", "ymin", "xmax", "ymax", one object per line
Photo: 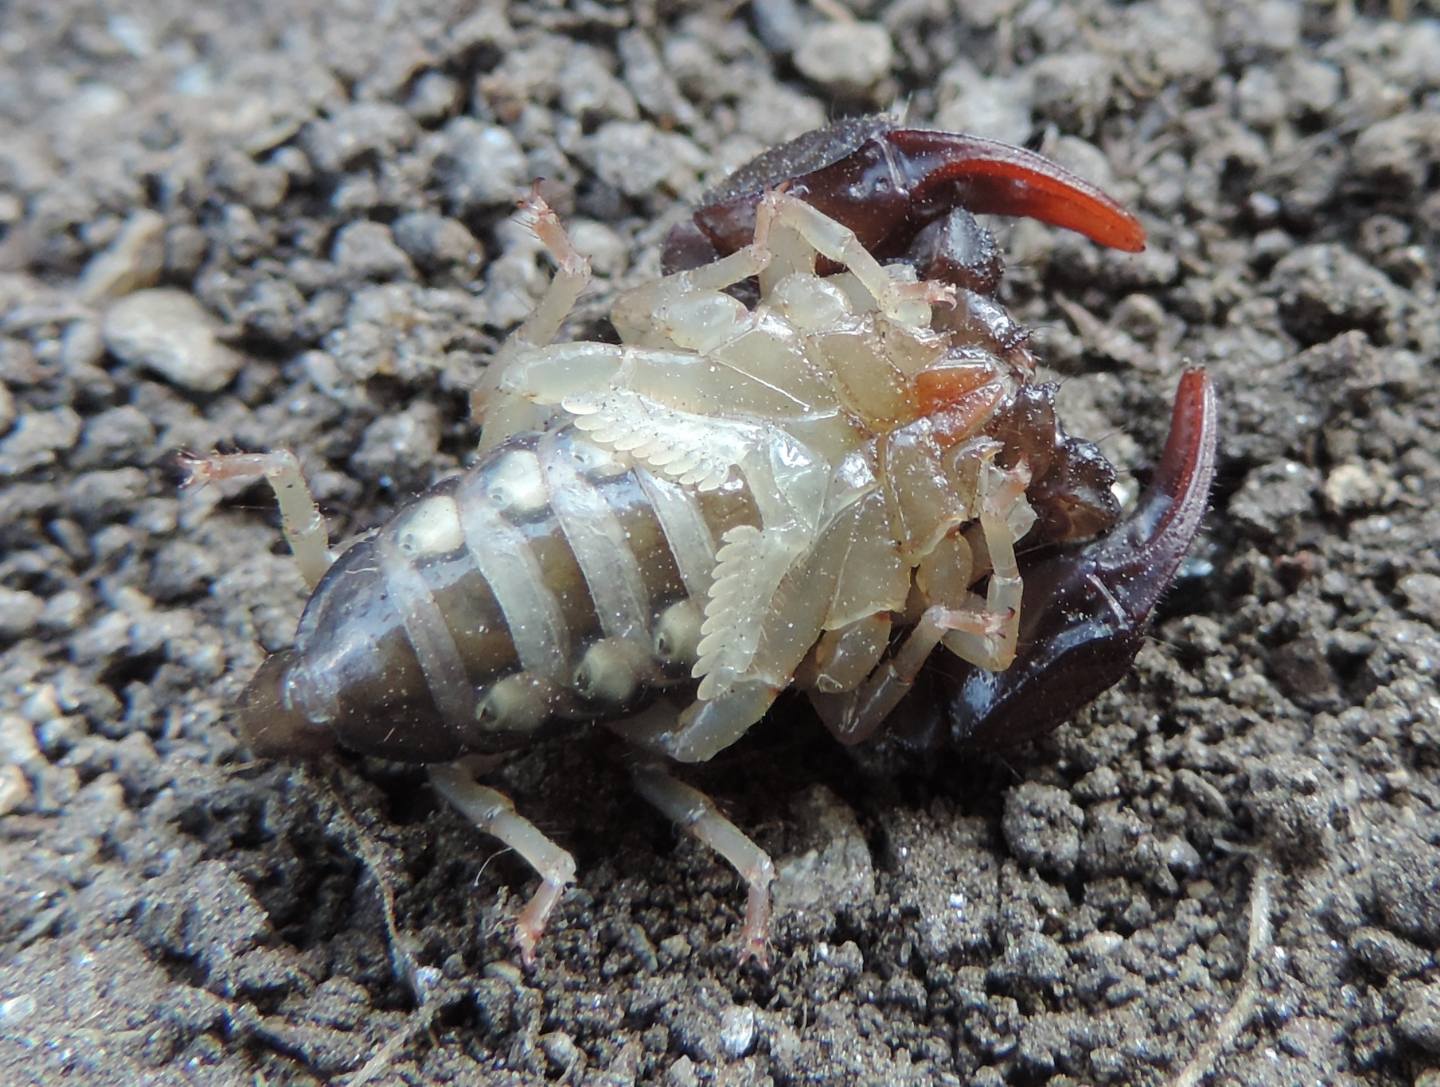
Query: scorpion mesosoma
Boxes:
[{"xmin": 187, "ymin": 118, "xmax": 1218, "ymax": 967}]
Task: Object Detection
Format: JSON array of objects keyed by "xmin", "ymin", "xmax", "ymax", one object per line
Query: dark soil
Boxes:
[{"xmin": 3, "ymin": 2, "xmax": 1439, "ymax": 1085}]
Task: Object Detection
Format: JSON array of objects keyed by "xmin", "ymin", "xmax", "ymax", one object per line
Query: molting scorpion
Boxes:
[{"xmin": 185, "ymin": 118, "xmax": 1218, "ymax": 966}]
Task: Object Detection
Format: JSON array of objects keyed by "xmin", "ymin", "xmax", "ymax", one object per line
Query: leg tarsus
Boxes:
[
  {"xmin": 180, "ymin": 449, "xmax": 332, "ymax": 589},
  {"xmin": 630, "ymin": 761, "xmax": 776, "ymax": 967},
  {"xmin": 428, "ymin": 758, "xmax": 577, "ymax": 968},
  {"xmin": 511, "ymin": 187, "xmax": 593, "ymax": 348},
  {"xmin": 473, "ymin": 188, "xmax": 593, "ymax": 431}
]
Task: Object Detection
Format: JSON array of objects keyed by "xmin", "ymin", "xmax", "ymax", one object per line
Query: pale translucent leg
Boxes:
[
  {"xmin": 610, "ymin": 195, "xmax": 779, "ymax": 344},
  {"xmin": 794, "ymin": 614, "xmax": 893, "ymax": 695},
  {"xmin": 179, "ymin": 450, "xmax": 332, "ymax": 589},
  {"xmin": 810, "ymin": 500, "xmax": 1026, "ymax": 746},
  {"xmin": 941, "ymin": 511, "xmax": 1023, "ymax": 670},
  {"xmin": 510, "ymin": 191, "xmax": 592, "ymax": 348},
  {"xmin": 760, "ymin": 192, "xmax": 957, "ymax": 324},
  {"xmin": 472, "ymin": 190, "xmax": 593, "ymax": 429},
  {"xmin": 630, "ymin": 760, "xmax": 776, "ymax": 966},
  {"xmin": 429, "ymin": 757, "xmax": 577, "ymax": 967},
  {"xmin": 810, "ymin": 599, "xmax": 1010, "ymax": 745},
  {"xmin": 675, "ymin": 682, "xmax": 784, "ymax": 763},
  {"xmin": 941, "ymin": 464, "xmax": 1030, "ymax": 669}
]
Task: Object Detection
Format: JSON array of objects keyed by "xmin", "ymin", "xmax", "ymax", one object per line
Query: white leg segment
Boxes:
[
  {"xmin": 630, "ymin": 760, "xmax": 776, "ymax": 966},
  {"xmin": 811, "ymin": 470, "xmax": 1029, "ymax": 746},
  {"xmin": 795, "ymin": 614, "xmax": 893, "ymax": 695},
  {"xmin": 511, "ymin": 190, "xmax": 593, "ymax": 349},
  {"xmin": 180, "ymin": 450, "xmax": 332, "ymax": 589},
  {"xmin": 472, "ymin": 190, "xmax": 593, "ymax": 432},
  {"xmin": 940, "ymin": 511, "xmax": 1022, "ymax": 671},
  {"xmin": 762, "ymin": 192, "xmax": 956, "ymax": 323},
  {"xmin": 428, "ymin": 758, "xmax": 577, "ymax": 967},
  {"xmin": 811, "ymin": 599, "xmax": 1010, "ymax": 746},
  {"xmin": 610, "ymin": 195, "xmax": 779, "ymax": 345}
]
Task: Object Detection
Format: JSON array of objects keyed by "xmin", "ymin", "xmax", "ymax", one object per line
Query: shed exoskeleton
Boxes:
[{"xmin": 187, "ymin": 123, "xmax": 1212, "ymax": 966}]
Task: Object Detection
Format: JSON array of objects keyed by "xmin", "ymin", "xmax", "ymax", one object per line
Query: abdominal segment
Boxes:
[{"xmin": 280, "ymin": 427, "xmax": 760, "ymax": 760}]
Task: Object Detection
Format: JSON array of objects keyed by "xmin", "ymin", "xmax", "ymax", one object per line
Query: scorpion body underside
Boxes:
[{"xmin": 188, "ymin": 120, "xmax": 1218, "ymax": 965}]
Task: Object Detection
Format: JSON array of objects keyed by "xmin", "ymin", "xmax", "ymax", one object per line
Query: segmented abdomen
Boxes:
[{"xmin": 284, "ymin": 426, "xmax": 760, "ymax": 761}]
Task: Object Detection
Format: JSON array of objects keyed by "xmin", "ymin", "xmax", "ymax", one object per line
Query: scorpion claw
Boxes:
[
  {"xmin": 664, "ymin": 117, "xmax": 1145, "ymax": 285},
  {"xmin": 947, "ymin": 368, "xmax": 1218, "ymax": 747}
]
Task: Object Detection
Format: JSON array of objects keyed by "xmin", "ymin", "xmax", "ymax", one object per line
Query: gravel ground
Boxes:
[{"xmin": 3, "ymin": 2, "xmax": 1439, "ymax": 1085}]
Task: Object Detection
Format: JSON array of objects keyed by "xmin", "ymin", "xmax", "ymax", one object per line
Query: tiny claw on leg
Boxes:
[
  {"xmin": 429, "ymin": 761, "xmax": 577, "ymax": 969},
  {"xmin": 177, "ymin": 449, "xmax": 332, "ymax": 589},
  {"xmin": 737, "ymin": 866, "xmax": 774, "ymax": 969},
  {"xmin": 947, "ymin": 368, "xmax": 1218, "ymax": 747},
  {"xmin": 514, "ymin": 878, "xmax": 567, "ymax": 968},
  {"xmin": 629, "ymin": 761, "xmax": 776, "ymax": 968}
]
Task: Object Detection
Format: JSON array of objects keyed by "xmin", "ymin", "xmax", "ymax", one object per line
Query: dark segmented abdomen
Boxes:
[{"xmin": 284, "ymin": 427, "xmax": 760, "ymax": 761}]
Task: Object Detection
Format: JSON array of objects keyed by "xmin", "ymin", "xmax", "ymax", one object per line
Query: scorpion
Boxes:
[{"xmin": 185, "ymin": 117, "xmax": 1218, "ymax": 966}]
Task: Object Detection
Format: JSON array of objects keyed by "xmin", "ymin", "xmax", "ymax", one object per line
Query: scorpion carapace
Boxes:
[{"xmin": 189, "ymin": 120, "xmax": 1216, "ymax": 966}]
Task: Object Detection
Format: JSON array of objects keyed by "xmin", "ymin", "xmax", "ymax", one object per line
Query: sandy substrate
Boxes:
[{"xmin": 2, "ymin": 2, "xmax": 1439, "ymax": 1084}]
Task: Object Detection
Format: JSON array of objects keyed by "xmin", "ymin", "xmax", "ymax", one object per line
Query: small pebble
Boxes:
[
  {"xmin": 540, "ymin": 1031, "xmax": 580, "ymax": 1072},
  {"xmin": 1398, "ymin": 984, "xmax": 1440, "ymax": 1054},
  {"xmin": 350, "ymin": 401, "xmax": 441, "ymax": 487},
  {"xmin": 580, "ymin": 121, "xmax": 702, "ymax": 199},
  {"xmin": 794, "ymin": 21, "xmax": 893, "ymax": 96},
  {"xmin": 302, "ymin": 101, "xmax": 414, "ymax": 174},
  {"xmin": 102, "ymin": 288, "xmax": 243, "ymax": 392},
  {"xmin": 1031, "ymin": 53, "xmax": 1115, "ymax": 134},
  {"xmin": 1398, "ymin": 573, "xmax": 1440, "ymax": 626},
  {"xmin": 78, "ymin": 209, "xmax": 166, "ymax": 302},
  {"xmin": 0, "ymin": 587, "xmax": 44, "ymax": 643},
  {"xmin": 666, "ymin": 1056, "xmax": 698, "ymax": 1087},
  {"xmin": 718, "ymin": 1006, "xmax": 756, "ymax": 1060},
  {"xmin": 393, "ymin": 212, "xmax": 483, "ymax": 273},
  {"xmin": 1347, "ymin": 926, "xmax": 1429, "ymax": 978},
  {"xmin": 0, "ymin": 407, "xmax": 83, "ymax": 476},
  {"xmin": 0, "ymin": 766, "xmax": 31, "ymax": 816},
  {"xmin": 1268, "ymin": 244, "xmax": 1401, "ymax": 346},
  {"xmin": 1002, "ymin": 783, "xmax": 1084, "ymax": 879},
  {"xmin": 331, "ymin": 221, "xmax": 415, "ymax": 281},
  {"xmin": 407, "ymin": 71, "xmax": 461, "ymax": 124},
  {"xmin": 433, "ymin": 119, "xmax": 528, "ymax": 212},
  {"xmin": 1322, "ymin": 463, "xmax": 1385, "ymax": 514}
]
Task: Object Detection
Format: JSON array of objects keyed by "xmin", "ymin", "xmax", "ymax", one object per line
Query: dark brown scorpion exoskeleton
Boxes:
[{"xmin": 185, "ymin": 117, "xmax": 1218, "ymax": 967}]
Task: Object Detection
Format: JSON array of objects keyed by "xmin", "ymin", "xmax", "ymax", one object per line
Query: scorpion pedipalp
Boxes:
[
  {"xmin": 941, "ymin": 367, "xmax": 1218, "ymax": 748},
  {"xmin": 663, "ymin": 117, "xmax": 1146, "ymax": 291}
]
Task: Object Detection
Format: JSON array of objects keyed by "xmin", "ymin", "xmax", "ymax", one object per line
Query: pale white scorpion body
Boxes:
[{"xmin": 192, "ymin": 190, "xmax": 1046, "ymax": 964}]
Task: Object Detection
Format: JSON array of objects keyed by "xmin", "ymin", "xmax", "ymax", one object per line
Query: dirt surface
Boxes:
[{"xmin": 3, "ymin": 2, "xmax": 1440, "ymax": 1084}]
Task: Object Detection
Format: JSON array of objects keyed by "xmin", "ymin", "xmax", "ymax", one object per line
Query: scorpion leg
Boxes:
[
  {"xmin": 474, "ymin": 190, "xmax": 593, "ymax": 443},
  {"xmin": 630, "ymin": 760, "xmax": 776, "ymax": 967},
  {"xmin": 179, "ymin": 450, "xmax": 332, "ymax": 589},
  {"xmin": 795, "ymin": 614, "xmax": 893, "ymax": 695},
  {"xmin": 759, "ymin": 191, "xmax": 955, "ymax": 323},
  {"xmin": 429, "ymin": 758, "xmax": 577, "ymax": 967},
  {"xmin": 508, "ymin": 190, "xmax": 592, "ymax": 350},
  {"xmin": 811, "ymin": 511, "xmax": 1024, "ymax": 746},
  {"xmin": 947, "ymin": 368, "xmax": 1218, "ymax": 748},
  {"xmin": 610, "ymin": 189, "xmax": 780, "ymax": 346}
]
